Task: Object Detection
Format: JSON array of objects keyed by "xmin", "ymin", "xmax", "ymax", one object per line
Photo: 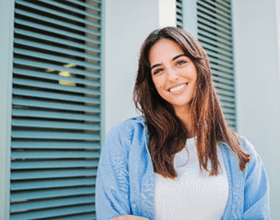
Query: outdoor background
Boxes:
[{"xmin": 1, "ymin": 0, "xmax": 280, "ymax": 219}]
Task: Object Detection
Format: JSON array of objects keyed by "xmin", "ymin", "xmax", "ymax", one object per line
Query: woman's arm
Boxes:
[
  {"xmin": 95, "ymin": 126, "xmax": 131, "ymax": 219},
  {"xmin": 242, "ymin": 138, "xmax": 271, "ymax": 219},
  {"xmin": 96, "ymin": 125, "xmax": 149, "ymax": 220}
]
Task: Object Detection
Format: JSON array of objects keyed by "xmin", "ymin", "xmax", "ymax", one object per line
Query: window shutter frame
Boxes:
[
  {"xmin": 0, "ymin": 0, "xmax": 15, "ymax": 219},
  {"xmin": 10, "ymin": 0, "xmax": 103, "ymax": 219},
  {"xmin": 197, "ymin": 0, "xmax": 236, "ymax": 130},
  {"xmin": 178, "ymin": 0, "xmax": 236, "ymax": 130}
]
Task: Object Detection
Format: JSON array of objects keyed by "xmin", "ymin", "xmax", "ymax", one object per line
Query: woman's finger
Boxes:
[{"xmin": 111, "ymin": 215, "xmax": 149, "ymax": 220}]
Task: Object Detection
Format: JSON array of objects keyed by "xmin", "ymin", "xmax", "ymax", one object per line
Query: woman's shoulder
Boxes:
[
  {"xmin": 105, "ymin": 116, "xmax": 146, "ymax": 145},
  {"xmin": 102, "ymin": 116, "xmax": 147, "ymax": 158},
  {"xmin": 237, "ymin": 135, "xmax": 258, "ymax": 156},
  {"xmin": 107, "ymin": 116, "xmax": 145, "ymax": 135},
  {"xmin": 221, "ymin": 134, "xmax": 257, "ymax": 156}
]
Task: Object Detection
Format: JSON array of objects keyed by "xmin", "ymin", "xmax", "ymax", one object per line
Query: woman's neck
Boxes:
[{"xmin": 174, "ymin": 105, "xmax": 194, "ymax": 138}]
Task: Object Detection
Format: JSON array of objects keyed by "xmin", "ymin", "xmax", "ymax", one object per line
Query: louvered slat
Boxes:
[
  {"xmin": 197, "ymin": 0, "xmax": 236, "ymax": 129},
  {"xmin": 213, "ymin": 82, "xmax": 234, "ymax": 91},
  {"xmin": 13, "ymin": 79, "xmax": 100, "ymax": 96},
  {"xmin": 11, "ymin": 169, "xmax": 97, "ymax": 180},
  {"xmin": 12, "ymin": 109, "xmax": 101, "ymax": 121},
  {"xmin": 197, "ymin": 1, "xmax": 231, "ymax": 21},
  {"xmin": 15, "ymin": 8, "xmax": 100, "ymax": 36},
  {"xmin": 212, "ymin": 75, "xmax": 234, "ymax": 85},
  {"xmin": 13, "ymin": 78, "xmax": 100, "ymax": 95},
  {"xmin": 198, "ymin": 17, "xmax": 231, "ymax": 36},
  {"xmin": 11, "ymin": 178, "xmax": 96, "ymax": 190},
  {"xmin": 176, "ymin": 0, "xmax": 183, "ymax": 29},
  {"xmin": 12, "ymin": 131, "xmax": 100, "ymax": 140},
  {"xmin": 10, "ymin": 204, "xmax": 95, "ymax": 220},
  {"xmin": 11, "ymin": 0, "xmax": 102, "ymax": 219},
  {"xmin": 204, "ymin": 49, "xmax": 232, "ymax": 63},
  {"xmin": 14, "ymin": 58, "xmax": 100, "ymax": 77},
  {"xmin": 13, "ymin": 88, "xmax": 99, "ymax": 104},
  {"xmin": 11, "ymin": 141, "xmax": 100, "ymax": 149},
  {"xmin": 12, "ymin": 119, "xmax": 100, "ymax": 130},
  {"xmin": 223, "ymin": 113, "xmax": 236, "ymax": 120},
  {"xmin": 11, "ymin": 187, "xmax": 95, "ymax": 201},
  {"xmin": 14, "ymin": 19, "xmax": 101, "ymax": 44},
  {"xmin": 16, "ymin": 0, "xmax": 101, "ymax": 27},
  {"xmin": 47, "ymin": 212, "xmax": 96, "ymax": 220},
  {"xmin": 210, "ymin": 62, "xmax": 233, "ymax": 74},
  {"xmin": 198, "ymin": 23, "xmax": 232, "ymax": 41},
  {"xmin": 209, "ymin": 57, "xmax": 233, "ymax": 69},
  {"xmin": 197, "ymin": 10, "xmax": 231, "ymax": 31},
  {"xmin": 219, "ymin": 95, "xmax": 234, "ymax": 103},
  {"xmin": 14, "ymin": 48, "xmax": 100, "ymax": 69},
  {"xmin": 13, "ymin": 68, "xmax": 100, "ymax": 86},
  {"xmin": 11, "ymin": 151, "xmax": 100, "ymax": 159},
  {"xmin": 198, "ymin": 34, "xmax": 232, "ymax": 52},
  {"xmin": 11, "ymin": 160, "xmax": 99, "ymax": 169},
  {"xmin": 212, "ymin": 69, "xmax": 234, "ymax": 80},
  {"xmin": 40, "ymin": 0, "xmax": 101, "ymax": 20},
  {"xmin": 12, "ymin": 98, "xmax": 100, "ymax": 112},
  {"xmin": 14, "ymin": 39, "xmax": 100, "ymax": 60},
  {"xmin": 10, "ymin": 195, "xmax": 95, "ymax": 212},
  {"xmin": 204, "ymin": 0, "xmax": 230, "ymax": 12},
  {"xmin": 14, "ymin": 29, "xmax": 101, "ymax": 53}
]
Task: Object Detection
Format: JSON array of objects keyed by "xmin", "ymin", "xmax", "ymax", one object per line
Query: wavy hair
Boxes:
[{"xmin": 133, "ymin": 27, "xmax": 250, "ymax": 179}]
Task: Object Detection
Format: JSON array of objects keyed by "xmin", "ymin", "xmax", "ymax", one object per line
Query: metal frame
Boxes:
[
  {"xmin": 100, "ymin": 0, "xmax": 106, "ymax": 147},
  {"xmin": 229, "ymin": 0, "xmax": 238, "ymax": 131}
]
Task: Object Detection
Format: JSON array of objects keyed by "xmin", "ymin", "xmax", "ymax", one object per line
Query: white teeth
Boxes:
[{"xmin": 169, "ymin": 84, "xmax": 187, "ymax": 92}]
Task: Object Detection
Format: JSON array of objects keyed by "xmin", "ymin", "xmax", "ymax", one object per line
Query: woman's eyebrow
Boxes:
[
  {"xmin": 172, "ymin": 54, "xmax": 186, "ymax": 61},
  {"xmin": 150, "ymin": 54, "xmax": 186, "ymax": 70},
  {"xmin": 150, "ymin": 63, "xmax": 162, "ymax": 71}
]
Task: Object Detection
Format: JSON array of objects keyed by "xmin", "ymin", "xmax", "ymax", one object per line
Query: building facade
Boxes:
[{"xmin": 1, "ymin": 0, "xmax": 279, "ymax": 219}]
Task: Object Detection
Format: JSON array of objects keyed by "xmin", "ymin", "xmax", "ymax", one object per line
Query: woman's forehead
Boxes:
[{"xmin": 149, "ymin": 39, "xmax": 184, "ymax": 63}]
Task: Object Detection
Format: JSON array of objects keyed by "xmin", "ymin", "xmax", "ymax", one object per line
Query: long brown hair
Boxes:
[{"xmin": 133, "ymin": 27, "xmax": 250, "ymax": 179}]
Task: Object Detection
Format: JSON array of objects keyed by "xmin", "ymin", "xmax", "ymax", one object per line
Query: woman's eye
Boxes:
[
  {"xmin": 177, "ymin": 60, "xmax": 187, "ymax": 65},
  {"xmin": 153, "ymin": 68, "xmax": 163, "ymax": 75}
]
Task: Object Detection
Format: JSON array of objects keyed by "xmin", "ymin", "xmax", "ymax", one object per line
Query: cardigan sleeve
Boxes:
[
  {"xmin": 95, "ymin": 126, "xmax": 131, "ymax": 219},
  {"xmin": 242, "ymin": 138, "xmax": 271, "ymax": 219}
]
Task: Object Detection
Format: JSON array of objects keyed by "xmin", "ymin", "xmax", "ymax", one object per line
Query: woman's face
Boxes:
[{"xmin": 149, "ymin": 38, "xmax": 197, "ymax": 113}]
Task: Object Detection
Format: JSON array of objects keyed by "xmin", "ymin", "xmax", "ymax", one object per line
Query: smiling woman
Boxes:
[
  {"xmin": 96, "ymin": 27, "xmax": 271, "ymax": 220},
  {"xmin": 149, "ymin": 39, "xmax": 197, "ymax": 131}
]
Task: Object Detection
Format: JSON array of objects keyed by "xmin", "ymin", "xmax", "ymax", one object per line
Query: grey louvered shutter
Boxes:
[
  {"xmin": 11, "ymin": 0, "xmax": 102, "ymax": 219},
  {"xmin": 176, "ymin": 0, "xmax": 183, "ymax": 29},
  {"xmin": 196, "ymin": 0, "xmax": 236, "ymax": 130}
]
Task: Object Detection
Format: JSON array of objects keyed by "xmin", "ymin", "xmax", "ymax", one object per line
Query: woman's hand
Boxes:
[{"xmin": 111, "ymin": 215, "xmax": 149, "ymax": 220}]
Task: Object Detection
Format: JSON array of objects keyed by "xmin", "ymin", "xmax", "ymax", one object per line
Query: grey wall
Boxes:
[{"xmin": 232, "ymin": 0, "xmax": 280, "ymax": 218}]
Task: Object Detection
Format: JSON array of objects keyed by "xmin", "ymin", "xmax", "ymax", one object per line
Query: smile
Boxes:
[{"xmin": 169, "ymin": 83, "xmax": 188, "ymax": 93}]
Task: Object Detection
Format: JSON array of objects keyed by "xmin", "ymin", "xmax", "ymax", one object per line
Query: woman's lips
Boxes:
[{"xmin": 169, "ymin": 83, "xmax": 188, "ymax": 93}]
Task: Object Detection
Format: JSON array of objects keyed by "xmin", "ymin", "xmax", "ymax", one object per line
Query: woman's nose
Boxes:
[{"xmin": 166, "ymin": 67, "xmax": 179, "ymax": 81}]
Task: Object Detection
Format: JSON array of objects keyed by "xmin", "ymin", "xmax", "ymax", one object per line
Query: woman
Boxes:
[{"xmin": 96, "ymin": 27, "xmax": 270, "ymax": 220}]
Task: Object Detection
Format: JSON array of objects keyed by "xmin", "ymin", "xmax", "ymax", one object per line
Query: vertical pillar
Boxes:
[
  {"xmin": 0, "ymin": 0, "xmax": 15, "ymax": 219},
  {"xmin": 159, "ymin": 0, "xmax": 177, "ymax": 28}
]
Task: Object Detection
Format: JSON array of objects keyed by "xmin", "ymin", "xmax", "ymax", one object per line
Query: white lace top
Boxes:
[{"xmin": 154, "ymin": 137, "xmax": 229, "ymax": 220}]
